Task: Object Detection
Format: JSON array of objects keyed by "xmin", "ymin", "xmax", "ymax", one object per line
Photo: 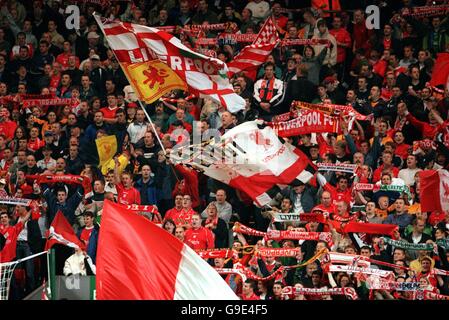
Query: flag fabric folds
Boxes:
[
  {"xmin": 419, "ymin": 170, "xmax": 449, "ymax": 212},
  {"xmin": 96, "ymin": 135, "xmax": 118, "ymax": 168},
  {"xmin": 228, "ymin": 16, "xmax": 280, "ymax": 80},
  {"xmin": 94, "ymin": 15, "xmax": 245, "ymax": 113},
  {"xmin": 96, "ymin": 200, "xmax": 238, "ymax": 300},
  {"xmin": 171, "ymin": 120, "xmax": 315, "ymax": 207},
  {"xmin": 45, "ymin": 211, "xmax": 85, "ymax": 251}
]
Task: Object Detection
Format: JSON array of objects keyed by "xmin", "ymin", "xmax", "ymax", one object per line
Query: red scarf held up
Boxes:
[
  {"xmin": 27, "ymin": 174, "xmax": 92, "ymax": 195},
  {"xmin": 342, "ymin": 221, "xmax": 399, "ymax": 239}
]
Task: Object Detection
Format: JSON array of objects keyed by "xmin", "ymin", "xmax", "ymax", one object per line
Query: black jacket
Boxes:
[{"xmin": 282, "ymin": 76, "xmax": 316, "ymax": 112}]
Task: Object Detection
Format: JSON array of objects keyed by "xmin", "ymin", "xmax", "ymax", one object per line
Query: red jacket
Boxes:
[
  {"xmin": 173, "ymin": 164, "xmax": 200, "ymax": 208},
  {"xmin": 329, "ymin": 28, "xmax": 351, "ymax": 63},
  {"xmin": 0, "ymin": 221, "xmax": 24, "ymax": 262},
  {"xmin": 352, "ymin": 20, "xmax": 373, "ymax": 51},
  {"xmin": 184, "ymin": 226, "xmax": 215, "ymax": 250}
]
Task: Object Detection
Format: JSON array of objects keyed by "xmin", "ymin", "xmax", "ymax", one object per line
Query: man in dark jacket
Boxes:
[
  {"xmin": 134, "ymin": 164, "xmax": 157, "ymax": 206},
  {"xmin": 40, "ymin": 184, "xmax": 84, "ymax": 226},
  {"xmin": 283, "ymin": 64, "xmax": 316, "ymax": 113},
  {"xmin": 281, "ymin": 181, "xmax": 316, "ymax": 213}
]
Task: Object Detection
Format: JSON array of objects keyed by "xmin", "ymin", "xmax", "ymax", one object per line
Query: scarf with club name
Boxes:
[
  {"xmin": 354, "ymin": 183, "xmax": 412, "ymax": 197},
  {"xmin": 342, "ymin": 222, "xmax": 399, "ymax": 238},
  {"xmin": 317, "ymin": 163, "xmax": 357, "ymax": 174},
  {"xmin": 196, "ymin": 248, "xmax": 237, "ymax": 260},
  {"xmin": 28, "ymin": 174, "xmax": 92, "ymax": 195},
  {"xmin": 292, "ymin": 101, "xmax": 368, "ymax": 120},
  {"xmin": 0, "ymin": 197, "xmax": 32, "ymax": 206},
  {"xmin": 272, "ymin": 212, "xmax": 328, "ymax": 223},
  {"xmin": 256, "ymin": 247, "xmax": 301, "ymax": 258},
  {"xmin": 381, "ymin": 237, "xmax": 434, "ymax": 251},
  {"xmin": 281, "ymin": 286, "xmax": 359, "ymax": 300},
  {"xmin": 266, "ymin": 230, "xmax": 333, "ymax": 244},
  {"xmin": 329, "ymin": 265, "xmax": 395, "ymax": 280}
]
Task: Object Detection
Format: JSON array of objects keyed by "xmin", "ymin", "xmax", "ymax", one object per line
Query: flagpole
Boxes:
[
  {"xmin": 93, "ymin": 14, "xmax": 167, "ymax": 155},
  {"xmin": 93, "ymin": 13, "xmax": 180, "ymax": 181}
]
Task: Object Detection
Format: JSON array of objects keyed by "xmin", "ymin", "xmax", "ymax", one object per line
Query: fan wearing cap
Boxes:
[
  {"xmin": 281, "ymin": 179, "xmax": 316, "ymax": 214},
  {"xmin": 89, "ymin": 50, "xmax": 107, "ymax": 95}
]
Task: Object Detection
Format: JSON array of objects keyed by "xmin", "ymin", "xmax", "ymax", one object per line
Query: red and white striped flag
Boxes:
[
  {"xmin": 172, "ymin": 120, "xmax": 315, "ymax": 207},
  {"xmin": 94, "ymin": 15, "xmax": 245, "ymax": 113},
  {"xmin": 419, "ymin": 170, "xmax": 449, "ymax": 212},
  {"xmin": 227, "ymin": 17, "xmax": 280, "ymax": 80},
  {"xmin": 96, "ymin": 200, "xmax": 238, "ymax": 300}
]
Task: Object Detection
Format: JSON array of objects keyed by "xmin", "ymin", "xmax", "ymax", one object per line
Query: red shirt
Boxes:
[
  {"xmin": 329, "ymin": 28, "xmax": 352, "ymax": 63},
  {"xmin": 323, "ymin": 183, "xmax": 353, "ymax": 205},
  {"xmin": 353, "ymin": 21, "xmax": 372, "ymax": 50},
  {"xmin": 27, "ymin": 138, "xmax": 45, "ymax": 152},
  {"xmin": 100, "ymin": 106, "xmax": 118, "ymax": 120},
  {"xmin": 395, "ymin": 143, "xmax": 411, "ymax": 160},
  {"xmin": 372, "ymin": 165, "xmax": 400, "ymax": 183},
  {"xmin": 56, "ymin": 53, "xmax": 80, "ymax": 70},
  {"xmin": 240, "ymin": 292, "xmax": 260, "ymax": 300},
  {"xmin": 0, "ymin": 120, "xmax": 17, "ymax": 140},
  {"xmin": 116, "ymin": 183, "xmax": 141, "ymax": 205},
  {"xmin": 0, "ymin": 221, "xmax": 24, "ymax": 262},
  {"xmin": 274, "ymin": 15, "xmax": 288, "ymax": 31},
  {"xmin": 164, "ymin": 207, "xmax": 195, "ymax": 226},
  {"xmin": 184, "ymin": 226, "xmax": 215, "ymax": 250},
  {"xmin": 79, "ymin": 226, "xmax": 94, "ymax": 247}
]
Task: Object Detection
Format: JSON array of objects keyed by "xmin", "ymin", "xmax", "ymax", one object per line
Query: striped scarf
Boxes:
[{"xmin": 381, "ymin": 237, "xmax": 434, "ymax": 251}]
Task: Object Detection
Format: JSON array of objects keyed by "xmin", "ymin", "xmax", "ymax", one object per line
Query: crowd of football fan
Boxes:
[{"xmin": 0, "ymin": 0, "xmax": 449, "ymax": 300}]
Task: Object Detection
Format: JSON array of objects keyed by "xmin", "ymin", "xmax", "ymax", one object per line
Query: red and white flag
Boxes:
[
  {"xmin": 172, "ymin": 120, "xmax": 315, "ymax": 207},
  {"xmin": 45, "ymin": 211, "xmax": 85, "ymax": 251},
  {"xmin": 94, "ymin": 15, "xmax": 245, "ymax": 113},
  {"xmin": 227, "ymin": 17, "xmax": 280, "ymax": 80},
  {"xmin": 419, "ymin": 170, "xmax": 449, "ymax": 212},
  {"xmin": 96, "ymin": 200, "xmax": 238, "ymax": 300}
]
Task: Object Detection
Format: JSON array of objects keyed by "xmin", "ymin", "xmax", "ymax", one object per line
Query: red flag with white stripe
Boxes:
[
  {"xmin": 96, "ymin": 200, "xmax": 238, "ymax": 300},
  {"xmin": 94, "ymin": 15, "xmax": 245, "ymax": 113},
  {"xmin": 228, "ymin": 17, "xmax": 280, "ymax": 80},
  {"xmin": 419, "ymin": 170, "xmax": 449, "ymax": 212},
  {"xmin": 45, "ymin": 211, "xmax": 85, "ymax": 251}
]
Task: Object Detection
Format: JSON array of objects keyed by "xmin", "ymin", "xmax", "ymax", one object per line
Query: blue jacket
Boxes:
[
  {"xmin": 43, "ymin": 185, "xmax": 83, "ymax": 226},
  {"xmin": 383, "ymin": 212, "xmax": 413, "ymax": 230},
  {"xmin": 134, "ymin": 178, "xmax": 158, "ymax": 205},
  {"xmin": 282, "ymin": 186, "xmax": 317, "ymax": 213}
]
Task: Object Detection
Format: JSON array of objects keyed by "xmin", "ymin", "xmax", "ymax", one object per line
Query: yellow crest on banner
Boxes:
[
  {"xmin": 121, "ymin": 60, "xmax": 187, "ymax": 103},
  {"xmin": 96, "ymin": 135, "xmax": 118, "ymax": 168}
]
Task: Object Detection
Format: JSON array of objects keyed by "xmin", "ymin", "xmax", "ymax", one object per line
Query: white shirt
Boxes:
[
  {"xmin": 127, "ymin": 121, "xmax": 148, "ymax": 144},
  {"xmin": 245, "ymin": 1, "xmax": 270, "ymax": 22},
  {"xmin": 398, "ymin": 168, "xmax": 421, "ymax": 186}
]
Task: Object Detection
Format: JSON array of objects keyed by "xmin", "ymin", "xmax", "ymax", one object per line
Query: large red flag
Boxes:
[
  {"xmin": 430, "ymin": 53, "xmax": 449, "ymax": 88},
  {"xmin": 419, "ymin": 170, "xmax": 449, "ymax": 212},
  {"xmin": 96, "ymin": 200, "xmax": 238, "ymax": 300},
  {"xmin": 45, "ymin": 211, "xmax": 85, "ymax": 251}
]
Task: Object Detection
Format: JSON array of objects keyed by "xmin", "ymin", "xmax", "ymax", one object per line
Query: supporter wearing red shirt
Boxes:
[
  {"xmin": 0, "ymin": 210, "xmax": 30, "ymax": 262},
  {"xmin": 317, "ymin": 173, "xmax": 353, "ymax": 206},
  {"xmin": 164, "ymin": 194, "xmax": 184, "ymax": 224},
  {"xmin": 272, "ymin": 2, "xmax": 288, "ymax": 32},
  {"xmin": 78, "ymin": 212, "xmax": 95, "ymax": 248},
  {"xmin": 313, "ymin": 191, "xmax": 336, "ymax": 215},
  {"xmin": 0, "ymin": 107, "xmax": 18, "ymax": 141},
  {"xmin": 372, "ymin": 151, "xmax": 399, "ymax": 183},
  {"xmin": 114, "ymin": 158, "xmax": 141, "ymax": 205},
  {"xmin": 56, "ymin": 41, "xmax": 79, "ymax": 70},
  {"xmin": 351, "ymin": 9, "xmax": 373, "ymax": 52},
  {"xmin": 405, "ymin": 109, "xmax": 447, "ymax": 140},
  {"xmin": 27, "ymin": 127, "xmax": 45, "ymax": 152},
  {"xmin": 239, "ymin": 280, "xmax": 260, "ymax": 300},
  {"xmin": 329, "ymin": 16, "xmax": 351, "ymax": 64},
  {"xmin": 393, "ymin": 131, "xmax": 410, "ymax": 160},
  {"xmin": 100, "ymin": 94, "xmax": 120, "ymax": 124},
  {"xmin": 184, "ymin": 213, "xmax": 215, "ymax": 250},
  {"xmin": 173, "ymin": 164, "xmax": 200, "ymax": 209}
]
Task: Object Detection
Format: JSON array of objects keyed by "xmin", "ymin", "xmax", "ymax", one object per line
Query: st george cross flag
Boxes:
[
  {"xmin": 96, "ymin": 200, "xmax": 238, "ymax": 300},
  {"xmin": 228, "ymin": 16, "xmax": 280, "ymax": 80},
  {"xmin": 171, "ymin": 120, "xmax": 315, "ymax": 207},
  {"xmin": 45, "ymin": 211, "xmax": 85, "ymax": 251},
  {"xmin": 419, "ymin": 170, "xmax": 449, "ymax": 212},
  {"xmin": 94, "ymin": 15, "xmax": 245, "ymax": 113}
]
